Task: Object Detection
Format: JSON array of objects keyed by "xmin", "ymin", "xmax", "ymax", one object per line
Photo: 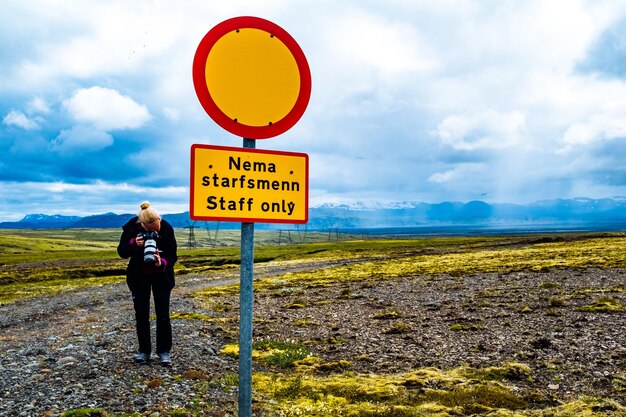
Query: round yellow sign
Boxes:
[
  {"xmin": 206, "ymin": 28, "xmax": 300, "ymax": 127},
  {"xmin": 193, "ymin": 17, "xmax": 311, "ymax": 139}
]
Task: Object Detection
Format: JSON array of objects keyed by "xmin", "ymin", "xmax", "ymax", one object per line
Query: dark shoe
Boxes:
[
  {"xmin": 158, "ymin": 352, "xmax": 172, "ymax": 367},
  {"xmin": 135, "ymin": 352, "xmax": 150, "ymax": 364}
]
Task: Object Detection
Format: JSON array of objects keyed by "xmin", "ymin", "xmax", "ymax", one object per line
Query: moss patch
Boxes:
[
  {"xmin": 170, "ymin": 311, "xmax": 230, "ymax": 323},
  {"xmin": 373, "ymin": 307, "xmax": 404, "ymax": 320},
  {"xmin": 576, "ymin": 297, "xmax": 625, "ymax": 313},
  {"xmin": 463, "ymin": 362, "xmax": 532, "ymax": 382},
  {"xmin": 61, "ymin": 409, "xmax": 110, "ymax": 417},
  {"xmin": 253, "ymin": 366, "xmax": 528, "ymax": 416},
  {"xmin": 254, "ymin": 367, "xmax": 626, "ymax": 416},
  {"xmin": 221, "ymin": 340, "xmax": 312, "ymax": 368},
  {"xmin": 384, "ymin": 321, "xmax": 412, "ymax": 334},
  {"xmin": 195, "ymin": 236, "xmax": 626, "ymax": 301},
  {"xmin": 449, "ymin": 323, "xmax": 481, "ymax": 331}
]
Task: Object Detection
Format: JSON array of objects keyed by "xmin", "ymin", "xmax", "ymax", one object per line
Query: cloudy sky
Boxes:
[{"xmin": 2, "ymin": 0, "xmax": 626, "ymax": 220}]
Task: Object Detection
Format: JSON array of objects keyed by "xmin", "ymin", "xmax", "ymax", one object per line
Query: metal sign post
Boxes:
[{"xmin": 238, "ymin": 138, "xmax": 255, "ymax": 417}]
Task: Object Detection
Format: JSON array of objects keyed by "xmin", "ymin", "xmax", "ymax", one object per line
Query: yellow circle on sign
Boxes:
[{"xmin": 205, "ymin": 28, "xmax": 301, "ymax": 127}]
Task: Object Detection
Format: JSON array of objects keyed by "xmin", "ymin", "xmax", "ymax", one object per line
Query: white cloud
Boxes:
[
  {"xmin": 328, "ymin": 9, "xmax": 437, "ymax": 79},
  {"xmin": 13, "ymin": 2, "xmax": 183, "ymax": 83},
  {"xmin": 43, "ymin": 180, "xmax": 186, "ymax": 196},
  {"xmin": 51, "ymin": 125, "xmax": 114, "ymax": 154},
  {"xmin": 63, "ymin": 86, "xmax": 151, "ymax": 130},
  {"xmin": 428, "ymin": 170, "xmax": 455, "ymax": 184},
  {"xmin": 428, "ymin": 163, "xmax": 487, "ymax": 185},
  {"xmin": 2, "ymin": 110, "xmax": 39, "ymax": 130},
  {"xmin": 163, "ymin": 107, "xmax": 181, "ymax": 122},
  {"xmin": 26, "ymin": 96, "xmax": 50, "ymax": 114},
  {"xmin": 433, "ymin": 110, "xmax": 526, "ymax": 151},
  {"xmin": 561, "ymin": 113, "xmax": 626, "ymax": 150}
]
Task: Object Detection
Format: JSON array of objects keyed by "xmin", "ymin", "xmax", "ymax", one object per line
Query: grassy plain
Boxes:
[
  {"xmin": 0, "ymin": 228, "xmax": 521, "ymax": 304},
  {"xmin": 2, "ymin": 229, "xmax": 626, "ymax": 416},
  {"xmin": 0, "ymin": 228, "xmax": 368, "ymax": 303},
  {"xmin": 194, "ymin": 233, "xmax": 626, "ymax": 298}
]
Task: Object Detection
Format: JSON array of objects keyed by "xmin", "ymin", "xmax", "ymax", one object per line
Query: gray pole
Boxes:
[{"xmin": 238, "ymin": 138, "xmax": 255, "ymax": 417}]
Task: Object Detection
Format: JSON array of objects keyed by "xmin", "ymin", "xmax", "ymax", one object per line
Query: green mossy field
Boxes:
[
  {"xmin": 0, "ymin": 228, "xmax": 386, "ymax": 304},
  {"xmin": 0, "ymin": 228, "xmax": 536, "ymax": 305}
]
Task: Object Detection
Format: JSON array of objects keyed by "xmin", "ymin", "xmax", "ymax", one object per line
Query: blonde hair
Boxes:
[{"xmin": 137, "ymin": 201, "xmax": 160, "ymax": 224}]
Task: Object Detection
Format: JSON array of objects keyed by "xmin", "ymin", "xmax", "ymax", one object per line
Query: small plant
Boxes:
[
  {"xmin": 421, "ymin": 384, "xmax": 528, "ymax": 411},
  {"xmin": 282, "ymin": 299, "xmax": 307, "ymax": 309},
  {"xmin": 449, "ymin": 323, "xmax": 480, "ymax": 331},
  {"xmin": 211, "ymin": 302, "xmax": 233, "ymax": 313},
  {"xmin": 384, "ymin": 321, "xmax": 412, "ymax": 334},
  {"xmin": 373, "ymin": 307, "xmax": 403, "ymax": 319},
  {"xmin": 317, "ymin": 360, "xmax": 352, "ymax": 373},
  {"xmin": 338, "ymin": 288, "xmax": 364, "ymax": 299},
  {"xmin": 208, "ymin": 371, "xmax": 239, "ymax": 390},
  {"xmin": 338, "ymin": 288, "xmax": 353, "ymax": 299},
  {"xmin": 576, "ymin": 296, "xmax": 625, "ymax": 313},
  {"xmin": 548, "ymin": 296, "xmax": 567, "ymax": 307},
  {"xmin": 613, "ymin": 373, "xmax": 626, "ymax": 393},
  {"xmin": 476, "ymin": 289, "xmax": 503, "ymax": 298},
  {"xmin": 254, "ymin": 340, "xmax": 312, "ymax": 367},
  {"xmin": 539, "ymin": 281, "xmax": 560, "ymax": 289},
  {"xmin": 221, "ymin": 340, "xmax": 311, "ymax": 368},
  {"xmin": 324, "ymin": 336, "xmax": 345, "ymax": 345},
  {"xmin": 62, "ymin": 410, "xmax": 109, "ymax": 417},
  {"xmin": 475, "ymin": 300, "xmax": 493, "ymax": 308},
  {"xmin": 182, "ymin": 369, "xmax": 209, "ymax": 380},
  {"xmin": 145, "ymin": 377, "xmax": 161, "ymax": 389},
  {"xmin": 170, "ymin": 311, "xmax": 213, "ymax": 321},
  {"xmin": 293, "ymin": 318, "xmax": 318, "ymax": 326},
  {"xmin": 274, "ymin": 374, "xmax": 305, "ymax": 399},
  {"xmin": 465, "ymin": 362, "xmax": 532, "ymax": 381}
]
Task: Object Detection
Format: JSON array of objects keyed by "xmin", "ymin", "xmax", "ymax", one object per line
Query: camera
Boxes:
[{"xmin": 140, "ymin": 231, "xmax": 159, "ymax": 263}]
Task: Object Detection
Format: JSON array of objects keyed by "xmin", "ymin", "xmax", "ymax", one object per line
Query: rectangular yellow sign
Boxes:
[{"xmin": 190, "ymin": 144, "xmax": 309, "ymax": 223}]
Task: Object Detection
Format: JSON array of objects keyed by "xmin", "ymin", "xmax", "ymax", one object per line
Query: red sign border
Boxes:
[
  {"xmin": 192, "ymin": 16, "xmax": 312, "ymax": 139},
  {"xmin": 190, "ymin": 144, "xmax": 309, "ymax": 223}
]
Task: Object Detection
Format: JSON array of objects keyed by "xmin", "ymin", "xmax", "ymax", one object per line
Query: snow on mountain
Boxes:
[
  {"xmin": 20, "ymin": 214, "xmax": 82, "ymax": 223},
  {"xmin": 313, "ymin": 201, "xmax": 422, "ymax": 210}
]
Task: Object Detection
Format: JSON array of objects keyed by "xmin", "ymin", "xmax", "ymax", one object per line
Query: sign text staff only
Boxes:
[{"xmin": 190, "ymin": 144, "xmax": 308, "ymax": 223}]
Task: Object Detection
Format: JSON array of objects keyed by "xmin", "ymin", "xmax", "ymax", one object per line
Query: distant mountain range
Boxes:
[{"xmin": 2, "ymin": 197, "xmax": 626, "ymax": 232}]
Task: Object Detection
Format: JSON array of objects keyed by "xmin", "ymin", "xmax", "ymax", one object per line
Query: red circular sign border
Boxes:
[{"xmin": 193, "ymin": 16, "xmax": 311, "ymax": 139}]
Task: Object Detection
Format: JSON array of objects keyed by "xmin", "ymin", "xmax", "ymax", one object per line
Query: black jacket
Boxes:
[{"xmin": 117, "ymin": 217, "xmax": 178, "ymax": 291}]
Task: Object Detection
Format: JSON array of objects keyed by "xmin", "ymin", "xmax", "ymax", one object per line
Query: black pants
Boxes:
[{"xmin": 132, "ymin": 272, "xmax": 172, "ymax": 354}]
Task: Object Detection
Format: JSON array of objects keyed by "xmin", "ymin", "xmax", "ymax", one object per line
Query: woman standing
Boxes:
[{"xmin": 117, "ymin": 202, "xmax": 178, "ymax": 366}]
